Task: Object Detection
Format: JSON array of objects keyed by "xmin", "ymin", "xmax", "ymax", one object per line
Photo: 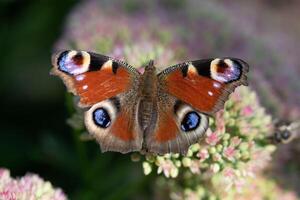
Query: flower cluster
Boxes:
[
  {"xmin": 0, "ymin": 168, "xmax": 67, "ymax": 200},
  {"xmin": 165, "ymin": 174, "xmax": 298, "ymax": 200},
  {"xmin": 55, "ymin": 0, "xmax": 299, "ymax": 199},
  {"xmin": 131, "ymin": 86, "xmax": 277, "ymax": 198}
]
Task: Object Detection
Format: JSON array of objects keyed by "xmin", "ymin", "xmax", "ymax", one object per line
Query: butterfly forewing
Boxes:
[
  {"xmin": 51, "ymin": 50, "xmax": 140, "ymax": 107},
  {"xmin": 158, "ymin": 58, "xmax": 249, "ymax": 115}
]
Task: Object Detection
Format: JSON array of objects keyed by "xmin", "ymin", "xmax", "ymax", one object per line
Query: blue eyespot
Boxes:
[
  {"xmin": 181, "ymin": 111, "xmax": 201, "ymax": 132},
  {"xmin": 217, "ymin": 60, "xmax": 241, "ymax": 83},
  {"xmin": 57, "ymin": 51, "xmax": 70, "ymax": 73},
  {"xmin": 93, "ymin": 108, "xmax": 111, "ymax": 128},
  {"xmin": 57, "ymin": 51, "xmax": 84, "ymax": 75}
]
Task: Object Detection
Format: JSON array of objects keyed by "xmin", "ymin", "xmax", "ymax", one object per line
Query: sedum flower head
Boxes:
[
  {"xmin": 0, "ymin": 168, "xmax": 67, "ymax": 200},
  {"xmin": 134, "ymin": 86, "xmax": 277, "ymax": 198}
]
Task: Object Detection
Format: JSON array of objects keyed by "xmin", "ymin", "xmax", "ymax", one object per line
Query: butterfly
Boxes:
[{"xmin": 51, "ymin": 50, "xmax": 249, "ymax": 155}]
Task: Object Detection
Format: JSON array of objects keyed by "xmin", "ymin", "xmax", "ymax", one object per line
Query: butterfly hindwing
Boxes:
[
  {"xmin": 144, "ymin": 94, "xmax": 209, "ymax": 155},
  {"xmin": 84, "ymin": 95, "xmax": 143, "ymax": 153}
]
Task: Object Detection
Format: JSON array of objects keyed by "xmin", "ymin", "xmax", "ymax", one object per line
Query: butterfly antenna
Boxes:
[
  {"xmin": 145, "ymin": 60, "xmax": 155, "ymax": 70},
  {"xmin": 148, "ymin": 60, "xmax": 154, "ymax": 66}
]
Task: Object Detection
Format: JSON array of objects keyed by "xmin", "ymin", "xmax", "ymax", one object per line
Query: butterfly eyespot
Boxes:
[
  {"xmin": 210, "ymin": 59, "xmax": 241, "ymax": 83},
  {"xmin": 72, "ymin": 53, "xmax": 84, "ymax": 65},
  {"xmin": 57, "ymin": 50, "xmax": 90, "ymax": 75},
  {"xmin": 180, "ymin": 111, "xmax": 201, "ymax": 132},
  {"xmin": 92, "ymin": 108, "xmax": 111, "ymax": 128}
]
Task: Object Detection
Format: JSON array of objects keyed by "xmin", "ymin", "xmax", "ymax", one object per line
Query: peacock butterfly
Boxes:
[{"xmin": 51, "ymin": 50, "xmax": 249, "ymax": 155}]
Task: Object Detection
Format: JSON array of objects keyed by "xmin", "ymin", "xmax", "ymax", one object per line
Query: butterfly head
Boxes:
[{"xmin": 138, "ymin": 60, "xmax": 155, "ymax": 75}]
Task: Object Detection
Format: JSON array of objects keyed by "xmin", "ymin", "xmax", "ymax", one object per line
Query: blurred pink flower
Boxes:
[
  {"xmin": 240, "ymin": 123, "xmax": 252, "ymax": 134},
  {"xmin": 212, "ymin": 153, "xmax": 222, "ymax": 162},
  {"xmin": 0, "ymin": 169, "xmax": 7, "ymax": 178},
  {"xmin": 222, "ymin": 167, "xmax": 247, "ymax": 192},
  {"xmin": 223, "ymin": 167, "xmax": 235, "ymax": 178},
  {"xmin": 197, "ymin": 149, "xmax": 209, "ymax": 162},
  {"xmin": 244, "ymin": 149, "xmax": 272, "ymax": 176},
  {"xmin": 189, "ymin": 160, "xmax": 201, "ymax": 174},
  {"xmin": 0, "ymin": 168, "xmax": 67, "ymax": 200},
  {"xmin": 223, "ymin": 146, "xmax": 236, "ymax": 161},
  {"xmin": 230, "ymin": 136, "xmax": 242, "ymax": 147},
  {"xmin": 205, "ymin": 129, "xmax": 220, "ymax": 146},
  {"xmin": 234, "ymin": 178, "xmax": 247, "ymax": 193},
  {"xmin": 241, "ymin": 106, "xmax": 254, "ymax": 117},
  {"xmin": 0, "ymin": 191, "xmax": 16, "ymax": 200},
  {"xmin": 137, "ymin": 67, "xmax": 145, "ymax": 74},
  {"xmin": 157, "ymin": 160, "xmax": 178, "ymax": 178}
]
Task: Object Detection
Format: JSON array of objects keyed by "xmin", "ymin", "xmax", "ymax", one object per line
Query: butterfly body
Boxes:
[
  {"xmin": 51, "ymin": 50, "xmax": 249, "ymax": 155},
  {"xmin": 137, "ymin": 62, "xmax": 159, "ymax": 132}
]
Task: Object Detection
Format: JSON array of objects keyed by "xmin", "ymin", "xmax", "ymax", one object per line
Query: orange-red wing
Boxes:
[
  {"xmin": 51, "ymin": 50, "xmax": 140, "ymax": 107},
  {"xmin": 144, "ymin": 99, "xmax": 209, "ymax": 155},
  {"xmin": 84, "ymin": 97, "xmax": 143, "ymax": 154},
  {"xmin": 144, "ymin": 103, "xmax": 181, "ymax": 154},
  {"xmin": 154, "ymin": 111, "xmax": 178, "ymax": 142},
  {"xmin": 73, "ymin": 67, "xmax": 133, "ymax": 106},
  {"xmin": 158, "ymin": 58, "xmax": 249, "ymax": 115},
  {"xmin": 110, "ymin": 110, "xmax": 135, "ymax": 141},
  {"xmin": 164, "ymin": 70, "xmax": 226, "ymax": 113}
]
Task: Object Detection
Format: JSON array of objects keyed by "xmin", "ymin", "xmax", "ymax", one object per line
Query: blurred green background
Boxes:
[
  {"xmin": 0, "ymin": 0, "xmax": 75, "ymax": 175},
  {"xmin": 0, "ymin": 0, "xmax": 300, "ymax": 199}
]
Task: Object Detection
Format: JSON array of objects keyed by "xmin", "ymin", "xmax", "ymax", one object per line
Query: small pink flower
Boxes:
[
  {"xmin": 248, "ymin": 141, "xmax": 255, "ymax": 149},
  {"xmin": 189, "ymin": 160, "xmax": 201, "ymax": 174},
  {"xmin": 246, "ymin": 149, "xmax": 272, "ymax": 173},
  {"xmin": 240, "ymin": 124, "xmax": 251, "ymax": 134},
  {"xmin": 231, "ymin": 90, "xmax": 242, "ymax": 101},
  {"xmin": 212, "ymin": 153, "xmax": 222, "ymax": 162},
  {"xmin": 222, "ymin": 168, "xmax": 236, "ymax": 191},
  {"xmin": 223, "ymin": 146, "xmax": 236, "ymax": 161},
  {"xmin": 197, "ymin": 149, "xmax": 209, "ymax": 162},
  {"xmin": 223, "ymin": 167, "xmax": 235, "ymax": 178},
  {"xmin": 0, "ymin": 169, "xmax": 5, "ymax": 177},
  {"xmin": 0, "ymin": 191, "xmax": 16, "ymax": 200},
  {"xmin": 241, "ymin": 106, "xmax": 254, "ymax": 117},
  {"xmin": 205, "ymin": 129, "xmax": 220, "ymax": 145},
  {"xmin": 137, "ymin": 67, "xmax": 145, "ymax": 74},
  {"xmin": 234, "ymin": 178, "xmax": 247, "ymax": 193},
  {"xmin": 222, "ymin": 168, "xmax": 248, "ymax": 192},
  {"xmin": 157, "ymin": 159, "xmax": 178, "ymax": 178},
  {"xmin": 230, "ymin": 136, "xmax": 242, "ymax": 147},
  {"xmin": 0, "ymin": 168, "xmax": 9, "ymax": 179}
]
